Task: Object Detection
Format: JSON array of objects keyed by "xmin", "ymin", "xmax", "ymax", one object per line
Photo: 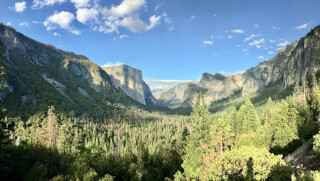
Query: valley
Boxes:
[{"xmin": 1, "ymin": 10, "xmax": 320, "ymax": 181}]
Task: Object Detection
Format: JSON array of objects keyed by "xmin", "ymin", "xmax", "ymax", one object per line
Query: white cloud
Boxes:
[
  {"xmin": 32, "ymin": 0, "xmax": 66, "ymax": 9},
  {"xmin": 101, "ymin": 0, "xmax": 146, "ymax": 20},
  {"xmin": 53, "ymin": 32, "xmax": 61, "ymax": 36},
  {"xmin": 244, "ymin": 34, "xmax": 261, "ymax": 42},
  {"xmin": 268, "ymin": 51, "xmax": 274, "ymax": 54},
  {"xmin": 257, "ymin": 56, "xmax": 265, "ymax": 59},
  {"xmin": 236, "ymin": 44, "xmax": 241, "ymax": 48},
  {"xmin": 115, "ymin": 14, "xmax": 161, "ymax": 33},
  {"xmin": 295, "ymin": 23, "xmax": 311, "ymax": 30},
  {"xmin": 253, "ymin": 24, "xmax": 259, "ymax": 28},
  {"xmin": 242, "ymin": 48, "xmax": 247, "ymax": 51},
  {"xmin": 76, "ymin": 8, "xmax": 98, "ymax": 24},
  {"xmin": 101, "ymin": 61, "xmax": 124, "ymax": 67},
  {"xmin": 44, "ymin": 11, "xmax": 80, "ymax": 35},
  {"xmin": 277, "ymin": 41, "xmax": 290, "ymax": 47},
  {"xmin": 245, "ymin": 53, "xmax": 250, "ymax": 56},
  {"xmin": 220, "ymin": 70, "xmax": 245, "ymax": 76},
  {"xmin": 228, "ymin": 35, "xmax": 232, "ymax": 39},
  {"xmin": 19, "ymin": 22, "xmax": 29, "ymax": 26},
  {"xmin": 98, "ymin": 0, "xmax": 161, "ymax": 33},
  {"xmin": 71, "ymin": 0, "xmax": 91, "ymax": 8},
  {"xmin": 231, "ymin": 29, "xmax": 244, "ymax": 34},
  {"xmin": 190, "ymin": 15, "xmax": 196, "ymax": 20},
  {"xmin": 249, "ymin": 38, "xmax": 265, "ymax": 48},
  {"xmin": 6, "ymin": 22, "xmax": 12, "ymax": 26},
  {"xmin": 203, "ymin": 40, "xmax": 213, "ymax": 45},
  {"xmin": 120, "ymin": 35, "xmax": 129, "ymax": 39},
  {"xmin": 213, "ymin": 14, "xmax": 217, "ymax": 17},
  {"xmin": 14, "ymin": 1, "xmax": 27, "ymax": 13}
]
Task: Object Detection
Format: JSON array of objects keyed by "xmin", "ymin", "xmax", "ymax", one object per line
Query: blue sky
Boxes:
[{"xmin": 1, "ymin": 0, "xmax": 319, "ymax": 90}]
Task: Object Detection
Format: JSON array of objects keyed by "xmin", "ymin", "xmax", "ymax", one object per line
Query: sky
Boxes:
[{"xmin": 1, "ymin": 0, "xmax": 319, "ymax": 91}]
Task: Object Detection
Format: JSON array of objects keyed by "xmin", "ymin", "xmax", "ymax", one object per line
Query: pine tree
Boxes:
[
  {"xmin": 270, "ymin": 100, "xmax": 299, "ymax": 150},
  {"xmin": 45, "ymin": 106, "xmax": 58, "ymax": 147},
  {"xmin": 237, "ymin": 99, "xmax": 260, "ymax": 134},
  {"xmin": 182, "ymin": 92, "xmax": 212, "ymax": 179}
]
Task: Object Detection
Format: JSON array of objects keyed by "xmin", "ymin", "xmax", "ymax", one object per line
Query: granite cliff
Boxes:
[
  {"xmin": 157, "ymin": 26, "xmax": 320, "ymax": 106},
  {"xmin": 102, "ymin": 65, "xmax": 157, "ymax": 105}
]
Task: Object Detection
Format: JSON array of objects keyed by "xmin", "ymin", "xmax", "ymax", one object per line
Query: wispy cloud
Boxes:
[
  {"xmin": 32, "ymin": 0, "xmax": 66, "ymax": 9},
  {"xmin": 53, "ymin": 32, "xmax": 61, "ymax": 36},
  {"xmin": 244, "ymin": 34, "xmax": 261, "ymax": 42},
  {"xmin": 19, "ymin": 22, "xmax": 29, "ymax": 27},
  {"xmin": 145, "ymin": 79, "xmax": 193, "ymax": 84},
  {"xmin": 228, "ymin": 35, "xmax": 232, "ymax": 39},
  {"xmin": 203, "ymin": 40, "xmax": 213, "ymax": 45},
  {"xmin": 272, "ymin": 25, "xmax": 282, "ymax": 30},
  {"xmin": 231, "ymin": 29, "xmax": 244, "ymax": 34},
  {"xmin": 249, "ymin": 38, "xmax": 265, "ymax": 48},
  {"xmin": 277, "ymin": 40, "xmax": 290, "ymax": 47},
  {"xmin": 154, "ymin": 3, "xmax": 164, "ymax": 11},
  {"xmin": 257, "ymin": 56, "xmax": 266, "ymax": 60},
  {"xmin": 294, "ymin": 22, "xmax": 312, "ymax": 30},
  {"xmin": 162, "ymin": 12, "xmax": 174, "ymax": 31},
  {"xmin": 101, "ymin": 61, "xmax": 124, "ymax": 67},
  {"xmin": 120, "ymin": 35, "xmax": 129, "ymax": 39},
  {"xmin": 253, "ymin": 24, "xmax": 259, "ymax": 28},
  {"xmin": 219, "ymin": 70, "xmax": 245, "ymax": 76},
  {"xmin": 190, "ymin": 15, "xmax": 196, "ymax": 20}
]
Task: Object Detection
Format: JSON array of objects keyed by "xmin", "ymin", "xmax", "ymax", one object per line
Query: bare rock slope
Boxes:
[{"xmin": 157, "ymin": 26, "xmax": 320, "ymax": 106}]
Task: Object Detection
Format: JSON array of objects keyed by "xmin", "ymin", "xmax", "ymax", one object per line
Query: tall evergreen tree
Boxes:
[
  {"xmin": 236, "ymin": 99, "xmax": 260, "ymax": 134},
  {"xmin": 182, "ymin": 92, "xmax": 212, "ymax": 179}
]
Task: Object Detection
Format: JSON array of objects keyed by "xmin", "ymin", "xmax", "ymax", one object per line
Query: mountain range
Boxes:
[
  {"xmin": 1, "ymin": 23, "xmax": 320, "ymax": 116},
  {"xmin": 156, "ymin": 26, "xmax": 320, "ymax": 106}
]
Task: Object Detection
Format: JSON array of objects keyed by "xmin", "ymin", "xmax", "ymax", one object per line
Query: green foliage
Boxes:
[
  {"xmin": 270, "ymin": 100, "xmax": 300, "ymax": 154},
  {"xmin": 236, "ymin": 98, "xmax": 260, "ymax": 134},
  {"xmin": 182, "ymin": 92, "xmax": 213, "ymax": 179},
  {"xmin": 266, "ymin": 163, "xmax": 294, "ymax": 181},
  {"xmin": 298, "ymin": 170, "xmax": 320, "ymax": 181},
  {"xmin": 313, "ymin": 132, "xmax": 320, "ymax": 153},
  {"xmin": 25, "ymin": 162, "xmax": 48, "ymax": 181},
  {"xmin": 209, "ymin": 146, "xmax": 285, "ymax": 181}
]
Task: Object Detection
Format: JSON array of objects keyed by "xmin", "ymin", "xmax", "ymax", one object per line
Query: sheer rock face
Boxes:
[
  {"xmin": 102, "ymin": 65, "xmax": 157, "ymax": 105},
  {"xmin": 157, "ymin": 26, "xmax": 320, "ymax": 106}
]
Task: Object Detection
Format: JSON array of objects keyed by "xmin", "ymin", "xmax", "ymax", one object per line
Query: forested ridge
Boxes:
[{"xmin": 2, "ymin": 27, "xmax": 320, "ymax": 180}]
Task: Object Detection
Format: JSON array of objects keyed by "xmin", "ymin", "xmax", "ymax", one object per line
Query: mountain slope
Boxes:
[
  {"xmin": 102, "ymin": 65, "xmax": 157, "ymax": 105},
  {"xmin": 157, "ymin": 26, "xmax": 320, "ymax": 106},
  {"xmin": 0, "ymin": 23, "xmax": 137, "ymax": 117}
]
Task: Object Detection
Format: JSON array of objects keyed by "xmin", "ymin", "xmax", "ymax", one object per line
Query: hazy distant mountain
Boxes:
[
  {"xmin": 0, "ymin": 23, "xmax": 139, "ymax": 117},
  {"xmin": 157, "ymin": 25, "xmax": 320, "ymax": 106},
  {"xmin": 102, "ymin": 65, "xmax": 157, "ymax": 105}
]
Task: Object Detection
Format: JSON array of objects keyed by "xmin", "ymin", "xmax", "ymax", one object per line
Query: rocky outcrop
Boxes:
[
  {"xmin": 102, "ymin": 65, "xmax": 157, "ymax": 105},
  {"xmin": 0, "ymin": 23, "xmax": 134, "ymax": 115},
  {"xmin": 155, "ymin": 83, "xmax": 191, "ymax": 105},
  {"xmin": 157, "ymin": 26, "xmax": 320, "ymax": 106}
]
